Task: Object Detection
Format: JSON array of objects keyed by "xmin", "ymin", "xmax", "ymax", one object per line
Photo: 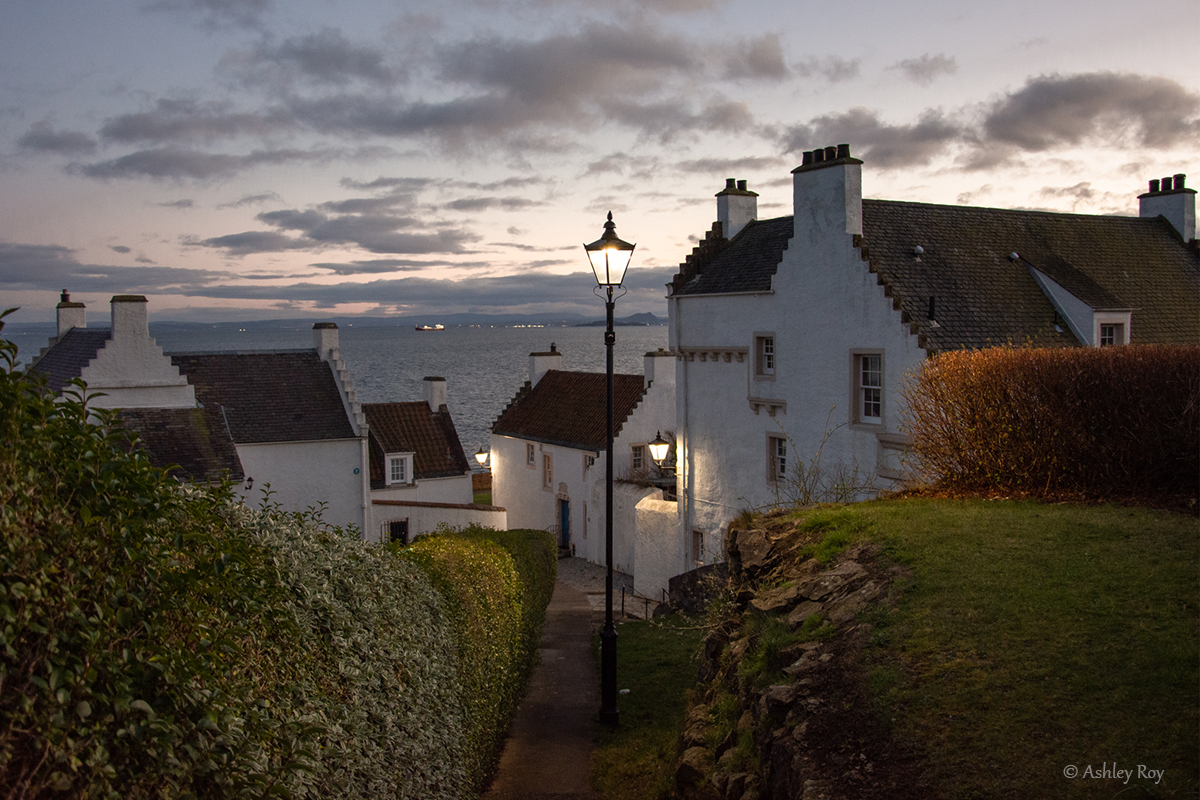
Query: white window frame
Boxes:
[
  {"xmin": 754, "ymin": 332, "xmax": 776, "ymax": 380},
  {"xmin": 526, "ymin": 442, "xmax": 536, "ymax": 468},
  {"xmin": 385, "ymin": 453, "xmax": 414, "ymax": 486},
  {"xmin": 767, "ymin": 433, "xmax": 787, "ymax": 483},
  {"xmin": 1092, "ymin": 311, "xmax": 1131, "ymax": 347},
  {"xmin": 851, "ymin": 351, "xmax": 884, "ymax": 426}
]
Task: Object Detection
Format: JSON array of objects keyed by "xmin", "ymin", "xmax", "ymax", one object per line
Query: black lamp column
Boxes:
[
  {"xmin": 583, "ymin": 211, "xmax": 635, "ymax": 727},
  {"xmin": 600, "ymin": 285, "xmax": 618, "ymax": 726}
]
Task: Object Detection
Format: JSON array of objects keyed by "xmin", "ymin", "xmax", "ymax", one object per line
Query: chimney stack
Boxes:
[
  {"xmin": 56, "ymin": 290, "xmax": 86, "ymax": 335},
  {"xmin": 312, "ymin": 322, "xmax": 339, "ymax": 359},
  {"xmin": 423, "ymin": 376, "xmax": 447, "ymax": 412},
  {"xmin": 1139, "ymin": 173, "xmax": 1196, "ymax": 242},
  {"xmin": 529, "ymin": 342, "xmax": 563, "ymax": 386},
  {"xmin": 717, "ymin": 178, "xmax": 759, "ymax": 240},
  {"xmin": 110, "ymin": 295, "xmax": 148, "ymax": 340},
  {"xmin": 792, "ymin": 144, "xmax": 864, "ymax": 248}
]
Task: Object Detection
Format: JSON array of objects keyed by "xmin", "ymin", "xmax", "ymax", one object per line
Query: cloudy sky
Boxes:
[{"xmin": 2, "ymin": 0, "xmax": 1196, "ymax": 323}]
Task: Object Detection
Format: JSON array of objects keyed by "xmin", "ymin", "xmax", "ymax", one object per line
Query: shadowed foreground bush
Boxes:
[
  {"xmin": 0, "ymin": 312, "xmax": 551, "ymax": 799},
  {"xmin": 901, "ymin": 344, "xmax": 1200, "ymax": 501}
]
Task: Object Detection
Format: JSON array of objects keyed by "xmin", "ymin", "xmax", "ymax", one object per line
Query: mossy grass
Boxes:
[
  {"xmin": 591, "ymin": 615, "xmax": 707, "ymax": 800},
  {"xmin": 851, "ymin": 497, "xmax": 1199, "ymax": 799}
]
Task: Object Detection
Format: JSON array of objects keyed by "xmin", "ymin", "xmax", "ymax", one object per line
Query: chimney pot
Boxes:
[
  {"xmin": 737, "ymin": 179, "xmax": 747, "ymax": 191},
  {"xmin": 1174, "ymin": 173, "xmax": 1186, "ymax": 191},
  {"xmin": 836, "ymin": 143, "xmax": 851, "ymax": 159},
  {"xmin": 1162, "ymin": 176, "xmax": 1174, "ymax": 191},
  {"xmin": 1150, "ymin": 179, "xmax": 1161, "ymax": 193},
  {"xmin": 725, "ymin": 178, "xmax": 736, "ymax": 189},
  {"xmin": 813, "ymin": 148, "xmax": 825, "ymax": 163},
  {"xmin": 802, "ymin": 150, "xmax": 814, "ymax": 166},
  {"xmin": 824, "ymin": 145, "xmax": 837, "ymax": 161}
]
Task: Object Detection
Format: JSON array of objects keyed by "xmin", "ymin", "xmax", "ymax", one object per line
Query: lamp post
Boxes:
[
  {"xmin": 584, "ymin": 211, "xmax": 635, "ymax": 726},
  {"xmin": 474, "ymin": 447, "xmax": 489, "ymax": 468}
]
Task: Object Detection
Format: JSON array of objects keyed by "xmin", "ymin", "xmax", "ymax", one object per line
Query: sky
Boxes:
[{"xmin": 1, "ymin": 0, "xmax": 1196, "ymax": 324}]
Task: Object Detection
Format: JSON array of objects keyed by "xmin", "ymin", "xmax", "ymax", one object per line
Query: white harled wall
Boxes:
[{"xmin": 671, "ymin": 157, "xmax": 926, "ymax": 563}]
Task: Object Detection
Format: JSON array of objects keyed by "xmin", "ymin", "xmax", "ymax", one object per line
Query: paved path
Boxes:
[{"xmin": 480, "ymin": 574, "xmax": 606, "ymax": 800}]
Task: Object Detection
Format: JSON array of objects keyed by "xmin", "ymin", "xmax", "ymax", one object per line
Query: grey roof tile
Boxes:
[
  {"xmin": 28, "ymin": 328, "xmax": 112, "ymax": 392},
  {"xmin": 117, "ymin": 406, "xmax": 244, "ymax": 482}
]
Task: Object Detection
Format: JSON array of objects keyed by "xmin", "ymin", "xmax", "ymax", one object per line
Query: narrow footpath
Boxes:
[{"xmin": 480, "ymin": 570, "xmax": 606, "ymax": 800}]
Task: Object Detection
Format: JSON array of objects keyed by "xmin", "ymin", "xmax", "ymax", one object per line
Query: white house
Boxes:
[
  {"xmin": 29, "ymin": 294, "xmax": 502, "ymax": 539},
  {"xmin": 490, "ymin": 343, "xmax": 675, "ymax": 587},
  {"xmin": 667, "ymin": 149, "xmax": 1200, "ymax": 567}
]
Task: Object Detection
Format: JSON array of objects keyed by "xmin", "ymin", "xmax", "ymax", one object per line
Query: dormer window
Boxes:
[
  {"xmin": 1100, "ymin": 323, "xmax": 1124, "ymax": 346},
  {"xmin": 386, "ymin": 454, "xmax": 414, "ymax": 486},
  {"xmin": 1093, "ymin": 312, "xmax": 1131, "ymax": 347}
]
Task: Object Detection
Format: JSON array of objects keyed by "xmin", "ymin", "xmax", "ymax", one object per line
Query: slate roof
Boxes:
[
  {"xmin": 491, "ymin": 369, "xmax": 648, "ymax": 452},
  {"xmin": 117, "ymin": 407, "xmax": 244, "ymax": 483},
  {"xmin": 170, "ymin": 351, "xmax": 356, "ymax": 444},
  {"xmin": 28, "ymin": 328, "xmax": 112, "ymax": 392},
  {"xmin": 670, "ymin": 200, "xmax": 1200, "ymax": 352},
  {"xmin": 364, "ymin": 402, "xmax": 471, "ymax": 489}
]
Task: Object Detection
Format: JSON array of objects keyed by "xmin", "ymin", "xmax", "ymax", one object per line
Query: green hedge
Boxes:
[
  {"xmin": 394, "ymin": 526, "xmax": 555, "ymax": 793},
  {"xmin": 901, "ymin": 344, "xmax": 1200, "ymax": 500},
  {"xmin": 0, "ymin": 313, "xmax": 553, "ymax": 799}
]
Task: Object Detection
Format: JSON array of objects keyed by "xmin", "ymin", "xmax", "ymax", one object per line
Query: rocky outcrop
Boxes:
[{"xmin": 675, "ymin": 510, "xmax": 933, "ymax": 800}]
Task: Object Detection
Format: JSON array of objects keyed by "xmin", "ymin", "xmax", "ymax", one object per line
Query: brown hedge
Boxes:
[{"xmin": 900, "ymin": 345, "xmax": 1200, "ymax": 501}]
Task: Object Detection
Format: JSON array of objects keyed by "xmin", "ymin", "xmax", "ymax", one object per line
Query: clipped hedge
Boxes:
[
  {"xmin": 0, "ymin": 314, "xmax": 552, "ymax": 799},
  {"xmin": 901, "ymin": 344, "xmax": 1200, "ymax": 500}
]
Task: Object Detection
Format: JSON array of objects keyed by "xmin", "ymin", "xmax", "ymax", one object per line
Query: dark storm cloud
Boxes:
[
  {"xmin": 793, "ymin": 56, "xmax": 860, "ymax": 83},
  {"xmin": 77, "ymin": 147, "xmax": 322, "ymax": 180},
  {"xmin": 219, "ymin": 28, "xmax": 401, "ymax": 88},
  {"xmin": 100, "ymin": 99, "xmax": 294, "ymax": 144},
  {"xmin": 722, "ymin": 35, "xmax": 789, "ymax": 80},
  {"xmin": 18, "ymin": 123, "xmax": 97, "ymax": 155},
  {"xmin": 981, "ymin": 72, "xmax": 1200, "ymax": 151},
  {"xmin": 444, "ymin": 197, "xmax": 543, "ymax": 212},
  {"xmin": 195, "ymin": 207, "xmax": 478, "ymax": 256},
  {"xmin": 890, "ymin": 54, "xmax": 958, "ymax": 85},
  {"xmin": 148, "ymin": 0, "xmax": 270, "ymax": 29},
  {"xmin": 782, "ymin": 107, "xmax": 962, "ymax": 168},
  {"xmin": 0, "ymin": 241, "xmax": 221, "ymax": 292}
]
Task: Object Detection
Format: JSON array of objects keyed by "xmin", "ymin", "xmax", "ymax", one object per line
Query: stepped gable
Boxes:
[
  {"xmin": 28, "ymin": 328, "xmax": 112, "ymax": 392},
  {"xmin": 169, "ymin": 350, "xmax": 355, "ymax": 444},
  {"xmin": 117, "ymin": 406, "xmax": 244, "ymax": 482},
  {"xmin": 363, "ymin": 401, "xmax": 470, "ymax": 489},
  {"xmin": 859, "ymin": 199, "xmax": 1200, "ymax": 353},
  {"xmin": 671, "ymin": 217, "xmax": 792, "ymax": 296},
  {"xmin": 492, "ymin": 369, "xmax": 647, "ymax": 451}
]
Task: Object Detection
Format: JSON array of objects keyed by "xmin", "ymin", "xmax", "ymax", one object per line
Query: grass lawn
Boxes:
[
  {"xmin": 856, "ymin": 498, "xmax": 1199, "ymax": 799},
  {"xmin": 473, "ymin": 490, "xmax": 492, "ymax": 505},
  {"xmin": 591, "ymin": 615, "xmax": 708, "ymax": 800}
]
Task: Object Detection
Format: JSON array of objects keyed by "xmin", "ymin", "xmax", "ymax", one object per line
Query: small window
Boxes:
[
  {"xmin": 1100, "ymin": 323, "xmax": 1125, "ymax": 346},
  {"xmin": 387, "ymin": 519, "xmax": 409, "ymax": 545},
  {"xmin": 526, "ymin": 442, "xmax": 536, "ymax": 467},
  {"xmin": 855, "ymin": 353, "xmax": 883, "ymax": 424},
  {"xmin": 755, "ymin": 334, "xmax": 776, "ymax": 378},
  {"xmin": 692, "ymin": 530, "xmax": 704, "ymax": 566},
  {"xmin": 631, "ymin": 444, "xmax": 645, "ymax": 472},
  {"xmin": 386, "ymin": 455, "xmax": 412, "ymax": 486},
  {"xmin": 768, "ymin": 434, "xmax": 787, "ymax": 482},
  {"xmin": 542, "ymin": 453, "xmax": 553, "ymax": 489}
]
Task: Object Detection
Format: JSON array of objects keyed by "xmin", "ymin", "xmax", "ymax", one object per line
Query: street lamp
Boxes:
[
  {"xmin": 647, "ymin": 431, "xmax": 670, "ymax": 467},
  {"xmin": 474, "ymin": 447, "xmax": 489, "ymax": 468},
  {"xmin": 584, "ymin": 210, "xmax": 635, "ymax": 727}
]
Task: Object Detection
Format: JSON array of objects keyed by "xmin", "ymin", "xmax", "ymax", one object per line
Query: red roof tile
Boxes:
[
  {"xmin": 491, "ymin": 369, "xmax": 647, "ymax": 451},
  {"xmin": 364, "ymin": 401, "xmax": 470, "ymax": 488}
]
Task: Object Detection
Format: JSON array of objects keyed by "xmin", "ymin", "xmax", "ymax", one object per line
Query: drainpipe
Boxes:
[
  {"xmin": 360, "ymin": 425, "xmax": 372, "ymax": 539},
  {"xmin": 671, "ymin": 292, "xmax": 692, "ymax": 577}
]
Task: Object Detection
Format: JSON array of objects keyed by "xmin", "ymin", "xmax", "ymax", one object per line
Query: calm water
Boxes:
[{"xmin": 12, "ymin": 322, "xmax": 670, "ymax": 458}]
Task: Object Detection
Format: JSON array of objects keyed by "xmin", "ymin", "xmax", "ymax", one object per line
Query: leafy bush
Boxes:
[
  {"xmin": 901, "ymin": 344, "xmax": 1200, "ymax": 500},
  {"xmin": 392, "ymin": 525, "xmax": 555, "ymax": 794},
  {"xmin": 0, "ymin": 314, "xmax": 546, "ymax": 799}
]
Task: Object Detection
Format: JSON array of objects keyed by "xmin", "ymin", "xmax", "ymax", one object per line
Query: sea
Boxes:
[{"xmin": 7, "ymin": 321, "xmax": 670, "ymax": 459}]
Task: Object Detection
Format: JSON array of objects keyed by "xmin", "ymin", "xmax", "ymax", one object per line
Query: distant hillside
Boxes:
[{"xmin": 574, "ymin": 312, "xmax": 667, "ymax": 327}]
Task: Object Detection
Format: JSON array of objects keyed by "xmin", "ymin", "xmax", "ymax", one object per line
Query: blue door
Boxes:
[{"xmin": 559, "ymin": 499, "xmax": 570, "ymax": 550}]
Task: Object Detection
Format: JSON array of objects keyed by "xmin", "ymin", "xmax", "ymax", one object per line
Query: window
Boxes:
[
  {"xmin": 854, "ymin": 353, "xmax": 883, "ymax": 424},
  {"xmin": 386, "ymin": 519, "xmax": 409, "ymax": 545},
  {"xmin": 1100, "ymin": 323, "xmax": 1125, "ymax": 346},
  {"xmin": 526, "ymin": 442, "xmax": 536, "ymax": 467},
  {"xmin": 631, "ymin": 444, "xmax": 646, "ymax": 472},
  {"xmin": 542, "ymin": 453, "xmax": 553, "ymax": 489},
  {"xmin": 386, "ymin": 454, "xmax": 413, "ymax": 486},
  {"xmin": 692, "ymin": 530, "xmax": 704, "ymax": 566},
  {"xmin": 768, "ymin": 434, "xmax": 787, "ymax": 482},
  {"xmin": 583, "ymin": 454, "xmax": 595, "ymax": 476},
  {"xmin": 755, "ymin": 334, "xmax": 776, "ymax": 378}
]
